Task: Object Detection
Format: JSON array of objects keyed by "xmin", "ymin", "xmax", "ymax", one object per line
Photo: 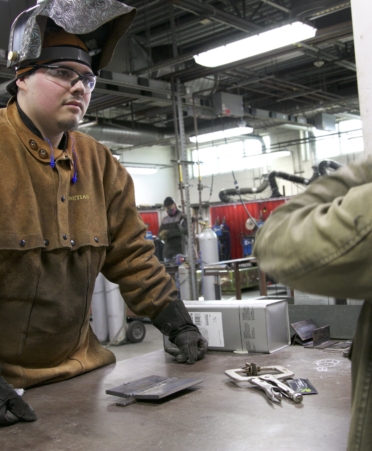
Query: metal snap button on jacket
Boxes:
[
  {"xmin": 44, "ymin": 239, "xmax": 49, "ymax": 246},
  {"xmin": 38, "ymin": 149, "xmax": 48, "ymax": 159},
  {"xmin": 29, "ymin": 139, "xmax": 38, "ymax": 150},
  {"xmin": 70, "ymin": 240, "xmax": 75, "ymax": 246},
  {"xmin": 61, "ymin": 196, "xmax": 66, "ymax": 202},
  {"xmin": 62, "ymin": 234, "xmax": 68, "ymax": 240},
  {"xmin": 94, "ymin": 237, "xmax": 99, "ymax": 243},
  {"xmin": 19, "ymin": 239, "xmax": 26, "ymax": 247}
]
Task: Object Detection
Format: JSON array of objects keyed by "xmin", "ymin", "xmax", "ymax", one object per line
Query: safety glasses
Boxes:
[{"xmin": 31, "ymin": 64, "xmax": 96, "ymax": 93}]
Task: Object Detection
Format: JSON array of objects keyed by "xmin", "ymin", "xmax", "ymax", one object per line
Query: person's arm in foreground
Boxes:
[
  {"xmin": 100, "ymin": 162, "xmax": 207, "ymax": 363},
  {"xmin": 253, "ymin": 157, "xmax": 372, "ymax": 299},
  {"xmin": 0, "ymin": 365, "xmax": 37, "ymax": 427}
]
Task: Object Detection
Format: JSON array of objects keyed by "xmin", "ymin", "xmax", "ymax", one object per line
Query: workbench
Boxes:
[{"xmin": 1, "ymin": 346, "xmax": 351, "ymax": 451}]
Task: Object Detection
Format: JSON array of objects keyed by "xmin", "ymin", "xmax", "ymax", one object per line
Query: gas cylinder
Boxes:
[{"xmin": 198, "ymin": 226, "xmax": 220, "ymax": 300}]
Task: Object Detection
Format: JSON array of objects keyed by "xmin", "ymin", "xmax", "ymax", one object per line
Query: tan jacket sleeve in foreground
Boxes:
[{"xmin": 253, "ymin": 157, "xmax": 372, "ymax": 299}]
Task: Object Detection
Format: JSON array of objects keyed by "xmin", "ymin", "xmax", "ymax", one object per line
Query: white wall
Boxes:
[
  {"xmin": 121, "ymin": 144, "xmax": 179, "ymax": 206},
  {"xmin": 130, "ymin": 166, "xmax": 178, "ymax": 206}
]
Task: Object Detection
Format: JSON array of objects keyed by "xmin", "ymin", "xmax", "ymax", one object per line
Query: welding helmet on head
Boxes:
[{"xmin": 6, "ymin": 0, "xmax": 136, "ymax": 95}]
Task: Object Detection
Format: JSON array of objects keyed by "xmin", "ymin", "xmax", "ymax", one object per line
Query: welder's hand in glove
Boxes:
[
  {"xmin": 153, "ymin": 300, "xmax": 208, "ymax": 364},
  {"xmin": 165, "ymin": 330, "xmax": 208, "ymax": 364},
  {"xmin": 0, "ymin": 375, "xmax": 37, "ymax": 427},
  {"xmin": 158, "ymin": 230, "xmax": 168, "ymax": 242}
]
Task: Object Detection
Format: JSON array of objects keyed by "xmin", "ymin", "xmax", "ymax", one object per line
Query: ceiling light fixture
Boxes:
[
  {"xmin": 194, "ymin": 21, "xmax": 317, "ymax": 68},
  {"xmin": 190, "ymin": 125, "xmax": 254, "ymax": 143},
  {"xmin": 125, "ymin": 167, "xmax": 158, "ymax": 175}
]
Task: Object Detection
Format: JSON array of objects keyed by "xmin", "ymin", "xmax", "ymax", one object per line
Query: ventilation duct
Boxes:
[
  {"xmin": 268, "ymin": 171, "xmax": 311, "ymax": 197},
  {"xmin": 80, "ymin": 123, "xmax": 172, "ymax": 149},
  {"xmin": 80, "ymin": 119, "xmax": 263, "ymax": 149}
]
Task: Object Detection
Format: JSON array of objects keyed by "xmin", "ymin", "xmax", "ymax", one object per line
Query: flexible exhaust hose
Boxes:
[{"xmin": 218, "ymin": 180, "xmax": 269, "ymax": 203}]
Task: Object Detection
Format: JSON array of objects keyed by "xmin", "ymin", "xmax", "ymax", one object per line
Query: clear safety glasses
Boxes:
[{"xmin": 31, "ymin": 64, "xmax": 97, "ymax": 93}]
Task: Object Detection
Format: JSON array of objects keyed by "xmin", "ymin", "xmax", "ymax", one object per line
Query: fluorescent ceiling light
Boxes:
[
  {"xmin": 194, "ymin": 21, "xmax": 316, "ymax": 67},
  {"xmin": 190, "ymin": 126, "xmax": 253, "ymax": 143},
  {"xmin": 126, "ymin": 167, "xmax": 158, "ymax": 175}
]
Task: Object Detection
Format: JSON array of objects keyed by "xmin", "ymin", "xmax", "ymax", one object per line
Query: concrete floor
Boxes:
[{"xmin": 107, "ymin": 323, "xmax": 164, "ymax": 361}]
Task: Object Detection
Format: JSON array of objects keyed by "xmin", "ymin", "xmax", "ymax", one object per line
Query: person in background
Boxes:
[
  {"xmin": 158, "ymin": 197, "xmax": 188, "ymax": 299},
  {"xmin": 253, "ymin": 158, "xmax": 372, "ymax": 451},
  {"xmin": 0, "ymin": 0, "xmax": 207, "ymax": 427},
  {"xmin": 158, "ymin": 197, "xmax": 188, "ymax": 262}
]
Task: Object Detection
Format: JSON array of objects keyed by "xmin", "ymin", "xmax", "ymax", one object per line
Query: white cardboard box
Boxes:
[{"xmin": 164, "ymin": 299, "xmax": 290, "ymax": 354}]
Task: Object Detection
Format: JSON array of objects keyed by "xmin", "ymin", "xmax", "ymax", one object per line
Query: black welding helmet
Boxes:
[{"xmin": 6, "ymin": 0, "xmax": 136, "ymax": 95}]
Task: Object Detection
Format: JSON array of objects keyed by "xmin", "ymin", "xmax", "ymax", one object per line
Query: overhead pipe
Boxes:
[
  {"xmin": 80, "ymin": 117, "xmax": 265, "ymax": 149},
  {"xmin": 79, "ymin": 122, "xmax": 172, "ymax": 148},
  {"xmin": 221, "ymin": 159, "xmax": 342, "ymax": 202},
  {"xmin": 172, "ymin": 0, "xmax": 261, "ymax": 33},
  {"xmin": 191, "ymin": 77, "xmax": 220, "ymax": 219},
  {"xmin": 214, "ymin": 133, "xmax": 268, "ymax": 202},
  {"xmin": 291, "ymin": 0, "xmax": 351, "ymax": 19},
  {"xmin": 219, "ymin": 179, "xmax": 269, "ymax": 203}
]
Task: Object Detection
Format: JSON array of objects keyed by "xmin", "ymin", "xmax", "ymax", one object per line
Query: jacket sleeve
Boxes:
[
  {"xmin": 100, "ymin": 160, "xmax": 178, "ymax": 320},
  {"xmin": 253, "ymin": 157, "xmax": 372, "ymax": 299}
]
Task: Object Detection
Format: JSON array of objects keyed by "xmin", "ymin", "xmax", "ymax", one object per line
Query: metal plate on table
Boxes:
[
  {"xmin": 106, "ymin": 375, "xmax": 203, "ymax": 400},
  {"xmin": 291, "ymin": 319, "xmax": 317, "ymax": 342}
]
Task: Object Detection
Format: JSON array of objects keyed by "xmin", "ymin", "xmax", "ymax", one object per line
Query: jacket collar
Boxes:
[
  {"xmin": 15, "ymin": 100, "xmax": 67, "ymax": 151},
  {"xmin": 6, "ymin": 97, "xmax": 73, "ymax": 166}
]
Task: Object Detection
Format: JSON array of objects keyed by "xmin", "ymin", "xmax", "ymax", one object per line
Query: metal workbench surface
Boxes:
[{"xmin": 1, "ymin": 346, "xmax": 351, "ymax": 451}]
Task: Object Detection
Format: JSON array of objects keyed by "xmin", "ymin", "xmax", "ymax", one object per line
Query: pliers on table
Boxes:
[
  {"xmin": 249, "ymin": 375, "xmax": 303, "ymax": 404},
  {"xmin": 249, "ymin": 377, "xmax": 283, "ymax": 403}
]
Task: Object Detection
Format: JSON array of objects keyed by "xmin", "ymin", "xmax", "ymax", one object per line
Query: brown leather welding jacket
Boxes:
[{"xmin": 0, "ymin": 98, "xmax": 178, "ymax": 388}]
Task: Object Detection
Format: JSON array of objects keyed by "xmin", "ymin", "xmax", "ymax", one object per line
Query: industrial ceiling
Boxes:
[{"xmin": 0, "ymin": 0, "xmax": 358, "ymax": 149}]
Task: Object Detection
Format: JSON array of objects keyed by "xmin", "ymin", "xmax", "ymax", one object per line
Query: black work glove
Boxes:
[
  {"xmin": 165, "ymin": 330, "xmax": 208, "ymax": 364},
  {"xmin": 0, "ymin": 375, "xmax": 37, "ymax": 427},
  {"xmin": 153, "ymin": 300, "xmax": 208, "ymax": 364}
]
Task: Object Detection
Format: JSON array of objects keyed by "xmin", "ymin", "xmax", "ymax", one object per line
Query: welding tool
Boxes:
[{"xmin": 225, "ymin": 362, "xmax": 303, "ymax": 404}]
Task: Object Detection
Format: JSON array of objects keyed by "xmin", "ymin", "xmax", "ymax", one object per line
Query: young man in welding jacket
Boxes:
[{"xmin": 0, "ymin": 0, "xmax": 207, "ymax": 427}]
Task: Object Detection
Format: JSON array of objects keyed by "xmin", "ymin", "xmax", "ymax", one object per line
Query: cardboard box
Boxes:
[{"xmin": 164, "ymin": 299, "xmax": 290, "ymax": 354}]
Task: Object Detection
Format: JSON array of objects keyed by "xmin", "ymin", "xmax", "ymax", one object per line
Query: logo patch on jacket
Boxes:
[{"xmin": 68, "ymin": 194, "xmax": 90, "ymax": 201}]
